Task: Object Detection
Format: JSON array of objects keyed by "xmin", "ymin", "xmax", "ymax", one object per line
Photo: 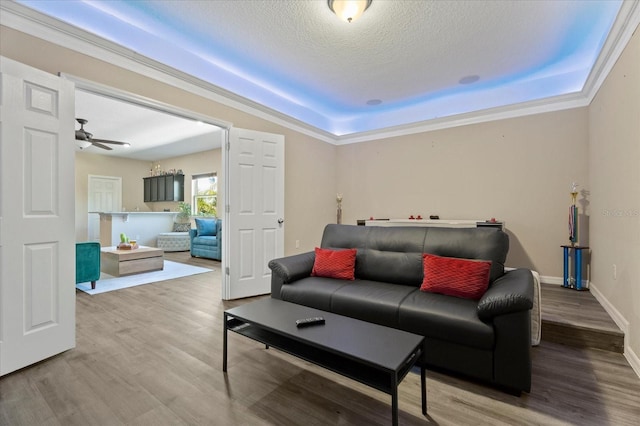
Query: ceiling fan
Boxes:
[{"xmin": 75, "ymin": 118, "xmax": 131, "ymax": 150}]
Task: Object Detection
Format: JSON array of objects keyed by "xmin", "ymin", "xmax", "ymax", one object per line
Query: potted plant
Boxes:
[{"xmin": 177, "ymin": 202, "xmax": 192, "ymax": 223}]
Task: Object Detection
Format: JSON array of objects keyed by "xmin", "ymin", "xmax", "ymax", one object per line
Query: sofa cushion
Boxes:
[
  {"xmin": 421, "ymin": 254, "xmax": 491, "ymax": 300},
  {"xmin": 195, "ymin": 218, "xmax": 217, "ymax": 236},
  {"xmin": 311, "ymin": 247, "xmax": 357, "ymax": 280},
  {"xmin": 398, "ymin": 289, "xmax": 495, "ymax": 349},
  {"xmin": 173, "ymin": 222, "xmax": 191, "ymax": 232},
  {"xmin": 320, "ymin": 224, "xmax": 508, "ymax": 285},
  {"xmin": 193, "ymin": 235, "xmax": 218, "ymax": 246},
  {"xmin": 280, "ymin": 276, "xmax": 354, "ymax": 311},
  {"xmin": 422, "ymin": 226, "xmax": 507, "ymax": 283},
  {"xmin": 330, "ymin": 280, "xmax": 416, "ymax": 327},
  {"xmin": 321, "ymin": 225, "xmax": 425, "ymax": 286}
]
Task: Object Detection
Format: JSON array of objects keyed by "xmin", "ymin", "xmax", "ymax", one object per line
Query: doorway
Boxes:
[
  {"xmin": 68, "ymin": 77, "xmax": 285, "ymax": 301},
  {"xmin": 70, "ymin": 77, "xmax": 229, "ymax": 237}
]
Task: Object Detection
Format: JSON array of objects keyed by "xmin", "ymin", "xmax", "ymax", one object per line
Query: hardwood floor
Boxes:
[
  {"xmin": 1, "ymin": 252, "xmax": 639, "ymax": 425},
  {"xmin": 540, "ymin": 283, "xmax": 624, "ymax": 353}
]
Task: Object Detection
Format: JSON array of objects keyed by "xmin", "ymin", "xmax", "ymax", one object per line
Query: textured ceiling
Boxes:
[
  {"xmin": 7, "ymin": 0, "xmax": 634, "ymax": 139},
  {"xmin": 5, "ymin": 0, "xmax": 640, "ymax": 146}
]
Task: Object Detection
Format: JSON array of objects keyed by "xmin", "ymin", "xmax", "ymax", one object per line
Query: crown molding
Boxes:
[
  {"xmin": 0, "ymin": 1, "xmax": 337, "ymax": 144},
  {"xmin": 2, "ymin": 0, "xmax": 637, "ymax": 146},
  {"xmin": 333, "ymin": 92, "xmax": 590, "ymax": 145},
  {"xmin": 583, "ymin": 0, "xmax": 640, "ymax": 104}
]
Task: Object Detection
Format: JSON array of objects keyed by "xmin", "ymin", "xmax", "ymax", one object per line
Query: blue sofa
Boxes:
[{"xmin": 190, "ymin": 218, "xmax": 222, "ymax": 260}]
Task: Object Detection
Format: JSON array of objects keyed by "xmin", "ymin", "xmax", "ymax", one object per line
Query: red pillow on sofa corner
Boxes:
[
  {"xmin": 420, "ymin": 253, "xmax": 491, "ymax": 300},
  {"xmin": 311, "ymin": 247, "xmax": 357, "ymax": 280}
]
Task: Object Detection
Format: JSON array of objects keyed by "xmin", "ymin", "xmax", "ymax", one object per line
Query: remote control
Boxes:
[{"xmin": 296, "ymin": 317, "xmax": 325, "ymax": 328}]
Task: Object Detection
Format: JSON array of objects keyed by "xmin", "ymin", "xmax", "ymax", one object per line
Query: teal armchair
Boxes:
[
  {"xmin": 76, "ymin": 242, "xmax": 101, "ymax": 289},
  {"xmin": 189, "ymin": 218, "xmax": 222, "ymax": 260}
]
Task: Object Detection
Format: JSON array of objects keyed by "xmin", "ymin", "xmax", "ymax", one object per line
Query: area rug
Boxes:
[{"xmin": 76, "ymin": 260, "xmax": 214, "ymax": 295}]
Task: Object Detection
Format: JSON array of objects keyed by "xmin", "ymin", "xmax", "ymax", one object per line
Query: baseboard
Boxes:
[
  {"xmin": 538, "ymin": 274, "xmax": 589, "ymax": 289},
  {"xmin": 589, "ymin": 283, "xmax": 640, "ymax": 379},
  {"xmin": 536, "ymin": 275, "xmax": 627, "ymax": 334},
  {"xmin": 539, "ymin": 275, "xmax": 563, "ymax": 285},
  {"xmin": 589, "ymin": 283, "xmax": 629, "ymax": 336},
  {"xmin": 625, "ymin": 345, "xmax": 640, "ymax": 378},
  {"xmin": 505, "ymin": 269, "xmax": 565, "ymax": 286},
  {"xmin": 531, "ymin": 273, "xmax": 640, "ymax": 379}
]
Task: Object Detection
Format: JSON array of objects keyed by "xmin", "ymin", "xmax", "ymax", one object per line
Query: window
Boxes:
[{"xmin": 192, "ymin": 172, "xmax": 217, "ymax": 216}]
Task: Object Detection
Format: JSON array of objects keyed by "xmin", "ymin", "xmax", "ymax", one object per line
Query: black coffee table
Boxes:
[{"xmin": 223, "ymin": 298, "xmax": 426, "ymax": 425}]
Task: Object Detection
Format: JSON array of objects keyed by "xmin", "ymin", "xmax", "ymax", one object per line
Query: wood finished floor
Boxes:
[
  {"xmin": 1, "ymin": 252, "xmax": 639, "ymax": 425},
  {"xmin": 540, "ymin": 283, "xmax": 625, "ymax": 353}
]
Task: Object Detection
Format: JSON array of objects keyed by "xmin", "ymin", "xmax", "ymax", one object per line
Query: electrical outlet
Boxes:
[
  {"xmin": 613, "ymin": 264, "xmax": 617, "ymax": 280},
  {"xmin": 295, "ymin": 240, "xmax": 300, "ymax": 249}
]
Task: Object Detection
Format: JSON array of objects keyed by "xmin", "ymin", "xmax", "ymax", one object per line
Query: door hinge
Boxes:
[
  {"xmin": 226, "ymin": 205, "xmax": 230, "ymax": 213},
  {"xmin": 225, "ymin": 267, "xmax": 230, "ymax": 275},
  {"xmin": 226, "ymin": 141, "xmax": 230, "ymax": 151}
]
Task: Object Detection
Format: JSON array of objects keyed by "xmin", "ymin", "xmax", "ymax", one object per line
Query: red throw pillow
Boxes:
[
  {"xmin": 311, "ymin": 247, "xmax": 357, "ymax": 280},
  {"xmin": 420, "ymin": 253, "xmax": 491, "ymax": 300}
]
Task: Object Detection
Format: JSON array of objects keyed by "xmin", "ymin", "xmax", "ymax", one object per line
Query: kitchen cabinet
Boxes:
[{"xmin": 143, "ymin": 174, "xmax": 184, "ymax": 202}]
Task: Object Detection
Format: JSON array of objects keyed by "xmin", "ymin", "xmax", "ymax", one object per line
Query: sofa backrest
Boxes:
[{"xmin": 321, "ymin": 224, "xmax": 508, "ymax": 286}]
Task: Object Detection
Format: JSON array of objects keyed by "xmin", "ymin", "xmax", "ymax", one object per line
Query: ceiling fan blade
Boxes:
[
  {"xmin": 91, "ymin": 141, "xmax": 114, "ymax": 150},
  {"xmin": 90, "ymin": 138, "xmax": 130, "ymax": 146},
  {"xmin": 74, "ymin": 119, "xmax": 130, "ymax": 149}
]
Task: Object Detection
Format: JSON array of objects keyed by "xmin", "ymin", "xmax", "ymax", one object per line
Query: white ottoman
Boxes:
[{"xmin": 157, "ymin": 232, "xmax": 190, "ymax": 252}]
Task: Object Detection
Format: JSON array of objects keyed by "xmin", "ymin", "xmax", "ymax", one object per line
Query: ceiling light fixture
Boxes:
[
  {"xmin": 76, "ymin": 140, "xmax": 92, "ymax": 150},
  {"xmin": 328, "ymin": 0, "xmax": 372, "ymax": 23}
]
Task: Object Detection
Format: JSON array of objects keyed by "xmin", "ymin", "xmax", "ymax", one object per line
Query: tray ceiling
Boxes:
[{"xmin": 6, "ymin": 0, "xmax": 638, "ymax": 141}]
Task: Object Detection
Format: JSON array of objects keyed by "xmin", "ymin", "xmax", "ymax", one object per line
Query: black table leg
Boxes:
[
  {"xmin": 421, "ymin": 364, "xmax": 427, "ymax": 415},
  {"xmin": 392, "ymin": 374, "xmax": 399, "ymax": 426},
  {"xmin": 223, "ymin": 312, "xmax": 228, "ymax": 372}
]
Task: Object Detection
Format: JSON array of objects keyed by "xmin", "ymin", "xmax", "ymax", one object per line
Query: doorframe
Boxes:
[
  {"xmin": 60, "ymin": 74, "xmax": 233, "ymax": 294},
  {"xmin": 61, "ymin": 74, "xmax": 232, "ymax": 130}
]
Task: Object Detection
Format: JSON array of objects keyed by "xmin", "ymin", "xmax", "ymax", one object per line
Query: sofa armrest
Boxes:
[
  {"xmin": 76, "ymin": 242, "xmax": 101, "ymax": 284},
  {"xmin": 189, "ymin": 228, "xmax": 197, "ymax": 239},
  {"xmin": 269, "ymin": 251, "xmax": 315, "ymax": 283},
  {"xmin": 268, "ymin": 251, "xmax": 315, "ymax": 298},
  {"xmin": 477, "ymin": 268, "xmax": 534, "ymax": 320}
]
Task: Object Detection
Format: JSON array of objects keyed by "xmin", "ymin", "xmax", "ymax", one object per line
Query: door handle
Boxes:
[{"xmin": 277, "ymin": 218, "xmax": 284, "ymax": 224}]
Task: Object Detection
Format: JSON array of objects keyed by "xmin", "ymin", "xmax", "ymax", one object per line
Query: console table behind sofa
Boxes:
[{"xmin": 364, "ymin": 219, "xmax": 504, "ymax": 229}]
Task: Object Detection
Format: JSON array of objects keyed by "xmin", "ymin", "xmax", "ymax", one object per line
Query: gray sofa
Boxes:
[{"xmin": 268, "ymin": 224, "xmax": 534, "ymax": 393}]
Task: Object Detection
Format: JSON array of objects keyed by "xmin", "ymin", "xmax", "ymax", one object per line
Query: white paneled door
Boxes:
[
  {"xmin": 0, "ymin": 57, "xmax": 76, "ymax": 376},
  {"xmin": 88, "ymin": 175, "xmax": 122, "ymax": 241},
  {"xmin": 223, "ymin": 128, "xmax": 284, "ymax": 300}
]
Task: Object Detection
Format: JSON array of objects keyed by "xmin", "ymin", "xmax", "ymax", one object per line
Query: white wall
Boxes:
[
  {"xmin": 337, "ymin": 108, "xmax": 589, "ymax": 276},
  {"xmin": 75, "ymin": 148, "xmax": 222, "ymax": 241},
  {"xmin": 588, "ymin": 23, "xmax": 640, "ymax": 371}
]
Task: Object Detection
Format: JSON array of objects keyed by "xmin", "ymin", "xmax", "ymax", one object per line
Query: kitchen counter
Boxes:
[{"xmin": 93, "ymin": 212, "xmax": 178, "ymax": 247}]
